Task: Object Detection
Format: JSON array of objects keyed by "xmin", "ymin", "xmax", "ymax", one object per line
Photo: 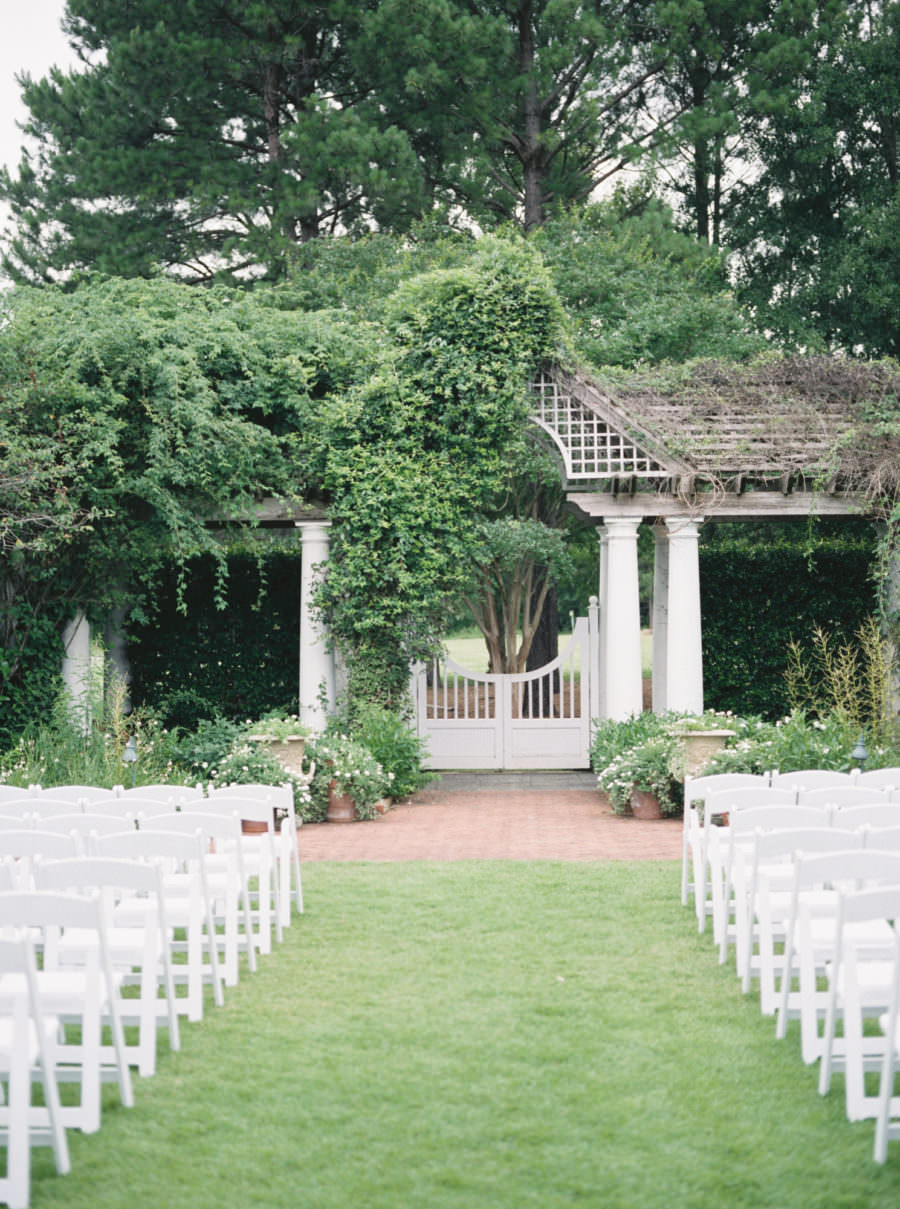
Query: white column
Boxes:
[
  {"xmin": 664, "ymin": 517, "xmax": 704, "ymax": 715},
  {"xmin": 296, "ymin": 521, "xmax": 335, "ymax": 730},
  {"xmin": 601, "ymin": 517, "xmax": 643, "ymax": 720},
  {"xmin": 62, "ymin": 611, "xmax": 92, "ymax": 732},
  {"xmin": 596, "ymin": 527, "xmax": 609, "ymax": 720},
  {"xmin": 652, "ymin": 523, "xmax": 669, "ymax": 713}
]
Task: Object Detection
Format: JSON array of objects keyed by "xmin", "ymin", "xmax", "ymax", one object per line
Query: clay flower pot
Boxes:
[
  {"xmin": 326, "ymin": 779, "xmax": 357, "ymax": 824},
  {"xmin": 629, "ymin": 789, "xmax": 663, "ymax": 820}
]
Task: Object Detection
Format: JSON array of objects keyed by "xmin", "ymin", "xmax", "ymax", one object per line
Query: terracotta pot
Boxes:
[
  {"xmin": 326, "ymin": 780, "xmax": 357, "ymax": 824},
  {"xmin": 374, "ymin": 798, "xmax": 391, "ymax": 816},
  {"xmin": 630, "ymin": 789, "xmax": 663, "ymax": 820}
]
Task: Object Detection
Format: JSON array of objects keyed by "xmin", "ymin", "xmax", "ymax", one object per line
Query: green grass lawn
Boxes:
[
  {"xmin": 446, "ymin": 630, "xmax": 654, "ymax": 676},
  {"xmin": 33, "ymin": 861, "xmax": 900, "ymax": 1208}
]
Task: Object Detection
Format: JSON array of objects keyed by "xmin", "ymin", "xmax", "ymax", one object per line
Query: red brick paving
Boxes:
[{"xmin": 297, "ymin": 789, "xmax": 682, "ymax": 862}]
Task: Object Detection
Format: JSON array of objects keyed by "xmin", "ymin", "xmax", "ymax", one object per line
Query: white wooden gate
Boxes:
[{"xmin": 412, "ymin": 614, "xmax": 598, "ymax": 770}]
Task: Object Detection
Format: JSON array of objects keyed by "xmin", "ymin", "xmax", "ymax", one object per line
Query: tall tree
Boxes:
[
  {"xmin": 725, "ymin": 0, "xmax": 900, "ymax": 354},
  {"xmin": 1, "ymin": 0, "xmax": 425, "ymax": 283},
  {"xmin": 360, "ymin": 0, "xmax": 671, "ymax": 230}
]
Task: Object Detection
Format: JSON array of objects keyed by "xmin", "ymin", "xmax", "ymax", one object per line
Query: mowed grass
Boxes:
[
  {"xmin": 445, "ymin": 630, "xmax": 654, "ymax": 675},
  {"xmin": 31, "ymin": 861, "xmax": 900, "ymax": 1209}
]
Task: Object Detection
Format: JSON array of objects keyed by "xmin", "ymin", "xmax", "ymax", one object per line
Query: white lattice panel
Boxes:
[{"xmin": 531, "ymin": 371, "xmax": 668, "ymax": 480}]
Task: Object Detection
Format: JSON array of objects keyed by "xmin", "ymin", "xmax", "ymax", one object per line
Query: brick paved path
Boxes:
[{"xmin": 297, "ymin": 773, "xmax": 682, "ymax": 863}]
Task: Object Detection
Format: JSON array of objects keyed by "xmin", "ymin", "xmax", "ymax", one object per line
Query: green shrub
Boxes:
[{"xmin": 349, "ymin": 703, "xmax": 436, "ymax": 800}]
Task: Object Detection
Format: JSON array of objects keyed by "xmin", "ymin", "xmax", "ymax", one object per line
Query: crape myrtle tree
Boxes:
[{"xmin": 0, "ymin": 276, "xmax": 373, "ymax": 741}]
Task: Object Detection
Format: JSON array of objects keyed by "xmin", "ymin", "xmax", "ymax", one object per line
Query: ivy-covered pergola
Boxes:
[{"xmin": 531, "ymin": 356, "xmax": 900, "ymax": 721}]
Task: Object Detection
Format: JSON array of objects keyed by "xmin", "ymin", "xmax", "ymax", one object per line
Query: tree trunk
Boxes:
[
  {"xmin": 518, "ymin": 1, "xmax": 546, "ymax": 230},
  {"xmin": 523, "ymin": 582, "xmax": 559, "ymax": 716}
]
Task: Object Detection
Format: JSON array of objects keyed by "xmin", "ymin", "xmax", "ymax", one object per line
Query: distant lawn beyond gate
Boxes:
[{"xmin": 36, "ymin": 862, "xmax": 900, "ymax": 1209}]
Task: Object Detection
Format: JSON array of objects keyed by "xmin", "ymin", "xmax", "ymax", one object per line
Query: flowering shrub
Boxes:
[
  {"xmin": 305, "ymin": 732, "xmax": 392, "ymax": 821},
  {"xmin": 595, "ymin": 734, "xmax": 683, "ymax": 817}
]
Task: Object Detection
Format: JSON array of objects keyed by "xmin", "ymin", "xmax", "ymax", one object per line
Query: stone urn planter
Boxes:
[
  {"xmin": 629, "ymin": 789, "xmax": 664, "ymax": 820},
  {"xmin": 247, "ymin": 734, "xmax": 307, "ymax": 777},
  {"xmin": 672, "ymin": 729, "xmax": 735, "ymax": 779}
]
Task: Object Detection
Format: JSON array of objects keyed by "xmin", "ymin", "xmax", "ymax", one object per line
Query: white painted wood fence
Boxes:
[{"xmin": 412, "ymin": 612, "xmax": 598, "ymax": 770}]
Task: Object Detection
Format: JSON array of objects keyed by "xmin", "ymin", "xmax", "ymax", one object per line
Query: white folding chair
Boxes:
[
  {"xmin": 208, "ymin": 783, "xmax": 303, "ymax": 920},
  {"xmin": 720, "ymin": 807, "xmax": 832, "ymax": 967},
  {"xmin": 0, "ymin": 890, "xmax": 134, "ymax": 1134},
  {"xmin": 736, "ymin": 827, "xmax": 857, "ymax": 1009},
  {"xmin": 865, "ymin": 826, "xmax": 900, "ymax": 852},
  {"xmin": 705, "ymin": 792, "xmax": 810, "ymax": 950},
  {"xmin": 183, "ymin": 796, "xmax": 283, "ymax": 952},
  {"xmin": 819, "ymin": 883, "xmax": 900, "ymax": 1120},
  {"xmin": 0, "ymin": 930, "xmax": 71, "ymax": 1209},
  {"xmin": 681, "ymin": 772, "xmax": 769, "ymax": 915},
  {"xmin": 874, "ymin": 922, "xmax": 900, "ymax": 1162},
  {"xmin": 136, "ymin": 812, "xmax": 258, "ymax": 985},
  {"xmin": 33, "ymin": 857, "xmax": 181, "ymax": 1079},
  {"xmin": 94, "ymin": 828, "xmax": 225, "ymax": 1020}
]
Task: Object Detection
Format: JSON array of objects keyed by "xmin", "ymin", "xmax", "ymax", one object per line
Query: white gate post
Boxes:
[
  {"xmin": 587, "ymin": 594, "xmax": 601, "ymax": 725},
  {"xmin": 601, "ymin": 517, "xmax": 644, "ymax": 720},
  {"xmin": 663, "ymin": 517, "xmax": 705, "ymax": 714},
  {"xmin": 295, "ymin": 520, "xmax": 335, "ymax": 730},
  {"xmin": 652, "ymin": 522, "xmax": 669, "ymax": 713}
]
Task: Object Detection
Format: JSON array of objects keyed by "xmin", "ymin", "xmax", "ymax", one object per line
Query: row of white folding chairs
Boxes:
[
  {"xmin": 0, "ymin": 807, "xmax": 279, "ymax": 1206},
  {"xmin": 705, "ymin": 821, "xmax": 900, "ymax": 1157},
  {"xmin": 712, "ymin": 802, "xmax": 900, "ymax": 957},
  {"xmin": 0, "ymin": 783, "xmax": 303, "ymax": 928},
  {"xmin": 682, "ymin": 771, "xmax": 900, "ymax": 933}
]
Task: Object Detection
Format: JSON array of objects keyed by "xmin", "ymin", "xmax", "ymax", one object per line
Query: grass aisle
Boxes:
[{"xmin": 35, "ymin": 862, "xmax": 900, "ymax": 1208}]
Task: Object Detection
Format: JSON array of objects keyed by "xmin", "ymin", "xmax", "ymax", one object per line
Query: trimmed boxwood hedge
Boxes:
[
  {"xmin": 127, "ymin": 551, "xmax": 301, "ymax": 729},
  {"xmin": 127, "ymin": 521, "xmax": 878, "ymax": 729},
  {"xmin": 699, "ymin": 520, "xmax": 878, "ymax": 719}
]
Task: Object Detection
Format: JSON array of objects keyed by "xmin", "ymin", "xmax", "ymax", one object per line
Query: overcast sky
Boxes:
[{"xmin": 1, "ymin": 1, "xmax": 76, "ymax": 175}]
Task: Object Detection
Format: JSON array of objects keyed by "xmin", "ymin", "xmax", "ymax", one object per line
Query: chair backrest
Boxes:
[
  {"xmin": 770, "ymin": 769, "xmax": 853, "ymax": 792},
  {"xmin": 0, "ymin": 784, "xmax": 36, "ymax": 803},
  {"xmin": 32, "ymin": 784, "xmax": 118, "ymax": 803},
  {"xmin": 856, "ymin": 768, "xmax": 900, "ymax": 797},
  {"xmin": 864, "ymin": 826, "xmax": 900, "ymax": 852},
  {"xmin": 835, "ymin": 804, "xmax": 900, "ymax": 831},
  {"xmin": 705, "ymin": 787, "xmax": 798, "ymax": 818},
  {"xmin": 728, "ymin": 804, "xmax": 831, "ymax": 835},
  {"xmin": 117, "ymin": 783, "xmax": 205, "ymax": 804},
  {"xmin": 683, "ymin": 772, "xmax": 769, "ymax": 807},
  {"xmin": 208, "ymin": 782, "xmax": 291, "ymax": 804},
  {"xmin": 0, "ymin": 798, "xmax": 39, "ymax": 821},
  {"xmin": 25, "ymin": 797, "xmax": 84, "ymax": 818},
  {"xmin": 0, "ymin": 829, "xmax": 84, "ymax": 882},
  {"xmin": 791, "ymin": 847, "xmax": 900, "ymax": 894},
  {"xmin": 798, "ymin": 786, "xmax": 889, "ymax": 808},
  {"xmin": 39, "ymin": 813, "xmax": 136, "ymax": 843}
]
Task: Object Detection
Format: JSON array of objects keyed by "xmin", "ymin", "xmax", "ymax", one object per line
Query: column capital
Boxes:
[
  {"xmin": 664, "ymin": 516, "xmax": 704, "ymax": 539},
  {"xmin": 602, "ymin": 516, "xmax": 642, "ymax": 538}
]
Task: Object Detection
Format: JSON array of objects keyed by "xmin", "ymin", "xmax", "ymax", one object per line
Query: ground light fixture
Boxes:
[
  {"xmin": 851, "ymin": 733, "xmax": 868, "ymax": 772},
  {"xmin": 121, "ymin": 735, "xmax": 138, "ymax": 786}
]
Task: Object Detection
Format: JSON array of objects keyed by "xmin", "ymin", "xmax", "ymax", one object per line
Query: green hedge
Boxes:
[
  {"xmin": 700, "ymin": 523, "xmax": 877, "ymax": 718},
  {"xmin": 127, "ymin": 551, "xmax": 301, "ymax": 728}
]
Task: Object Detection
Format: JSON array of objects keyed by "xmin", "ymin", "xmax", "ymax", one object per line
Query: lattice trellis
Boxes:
[{"xmin": 530, "ymin": 371, "xmax": 670, "ymax": 481}]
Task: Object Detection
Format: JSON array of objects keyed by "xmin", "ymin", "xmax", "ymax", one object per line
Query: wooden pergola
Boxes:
[{"xmin": 530, "ymin": 357, "xmax": 899, "ymax": 719}]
